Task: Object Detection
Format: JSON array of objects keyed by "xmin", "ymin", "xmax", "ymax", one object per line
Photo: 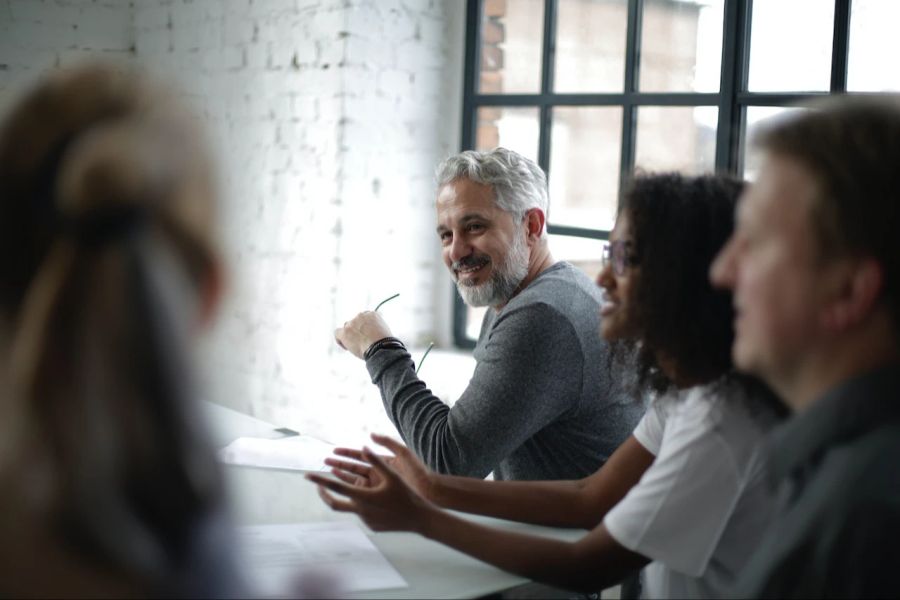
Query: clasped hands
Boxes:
[{"xmin": 305, "ymin": 434, "xmax": 438, "ymax": 533}]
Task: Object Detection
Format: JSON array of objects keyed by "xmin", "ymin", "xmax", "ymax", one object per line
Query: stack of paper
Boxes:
[
  {"xmin": 220, "ymin": 435, "xmax": 336, "ymax": 472},
  {"xmin": 238, "ymin": 522, "xmax": 408, "ymax": 596}
]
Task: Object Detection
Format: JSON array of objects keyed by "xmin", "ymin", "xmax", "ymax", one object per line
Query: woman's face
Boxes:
[{"xmin": 597, "ymin": 211, "xmax": 640, "ymax": 341}]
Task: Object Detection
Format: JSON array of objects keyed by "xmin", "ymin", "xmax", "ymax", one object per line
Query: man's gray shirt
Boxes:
[
  {"xmin": 732, "ymin": 366, "xmax": 900, "ymax": 598},
  {"xmin": 365, "ymin": 261, "xmax": 642, "ymax": 480}
]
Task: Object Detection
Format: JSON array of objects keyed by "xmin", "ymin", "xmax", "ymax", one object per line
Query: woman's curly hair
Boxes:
[{"xmin": 619, "ymin": 172, "xmax": 743, "ymax": 394}]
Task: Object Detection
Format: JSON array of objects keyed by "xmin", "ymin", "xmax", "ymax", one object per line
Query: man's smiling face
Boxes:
[{"xmin": 436, "ymin": 178, "xmax": 529, "ymax": 308}]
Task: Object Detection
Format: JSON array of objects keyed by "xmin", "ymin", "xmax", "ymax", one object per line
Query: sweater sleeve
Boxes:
[{"xmin": 365, "ymin": 302, "xmax": 583, "ymax": 477}]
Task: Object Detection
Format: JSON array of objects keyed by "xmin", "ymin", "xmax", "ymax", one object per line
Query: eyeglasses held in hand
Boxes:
[
  {"xmin": 416, "ymin": 342, "xmax": 434, "ymax": 375},
  {"xmin": 373, "ymin": 293, "xmax": 433, "ymax": 374},
  {"xmin": 374, "ymin": 293, "xmax": 400, "ymax": 312}
]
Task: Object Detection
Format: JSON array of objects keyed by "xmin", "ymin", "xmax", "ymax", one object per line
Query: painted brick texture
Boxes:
[{"xmin": 0, "ymin": 0, "xmax": 470, "ymax": 447}]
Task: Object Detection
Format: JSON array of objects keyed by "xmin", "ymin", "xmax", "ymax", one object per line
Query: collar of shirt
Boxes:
[{"xmin": 766, "ymin": 365, "xmax": 900, "ymax": 485}]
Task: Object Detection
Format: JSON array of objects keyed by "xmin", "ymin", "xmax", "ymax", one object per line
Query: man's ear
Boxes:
[
  {"xmin": 524, "ymin": 208, "xmax": 546, "ymax": 242},
  {"xmin": 821, "ymin": 257, "xmax": 884, "ymax": 332}
]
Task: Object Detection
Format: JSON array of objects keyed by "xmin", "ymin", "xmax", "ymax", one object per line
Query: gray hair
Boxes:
[{"xmin": 435, "ymin": 147, "xmax": 549, "ymax": 234}]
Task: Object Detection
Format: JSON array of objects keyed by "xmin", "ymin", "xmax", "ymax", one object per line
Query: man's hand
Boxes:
[{"xmin": 334, "ymin": 311, "xmax": 393, "ymax": 359}]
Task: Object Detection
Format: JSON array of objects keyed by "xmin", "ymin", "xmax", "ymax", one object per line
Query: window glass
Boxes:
[
  {"xmin": 635, "ymin": 106, "xmax": 717, "ymax": 174},
  {"xmin": 747, "ymin": 0, "xmax": 833, "ymax": 92},
  {"xmin": 465, "ymin": 305, "xmax": 488, "ymax": 341},
  {"xmin": 461, "ymin": 0, "xmax": 891, "ymax": 348},
  {"xmin": 549, "ymin": 106, "xmax": 622, "ymax": 231},
  {"xmin": 479, "ymin": 0, "xmax": 544, "ymax": 93},
  {"xmin": 476, "ymin": 106, "xmax": 540, "ymax": 164},
  {"xmin": 847, "ymin": 0, "xmax": 900, "ymax": 92},
  {"xmin": 554, "ymin": 0, "xmax": 627, "ymax": 93},
  {"xmin": 639, "ymin": 0, "xmax": 724, "ymax": 92},
  {"xmin": 548, "ymin": 234, "xmax": 606, "ymax": 282},
  {"xmin": 742, "ymin": 106, "xmax": 805, "ymax": 180}
]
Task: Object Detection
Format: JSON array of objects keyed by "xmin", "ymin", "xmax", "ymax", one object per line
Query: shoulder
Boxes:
[
  {"xmin": 657, "ymin": 385, "xmax": 718, "ymax": 429},
  {"xmin": 823, "ymin": 422, "xmax": 900, "ymax": 502},
  {"xmin": 484, "ymin": 263, "xmax": 609, "ymax": 363},
  {"xmin": 642, "ymin": 391, "xmax": 718, "ymax": 456},
  {"xmin": 654, "ymin": 382, "xmax": 773, "ymax": 464},
  {"xmin": 513, "ymin": 262, "xmax": 602, "ymax": 306},
  {"xmin": 490, "ymin": 298, "xmax": 577, "ymax": 342},
  {"xmin": 503, "ymin": 263, "xmax": 602, "ymax": 328},
  {"xmin": 689, "ymin": 378, "xmax": 779, "ymax": 436}
]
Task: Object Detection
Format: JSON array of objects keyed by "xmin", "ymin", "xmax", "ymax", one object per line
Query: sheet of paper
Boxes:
[
  {"xmin": 203, "ymin": 401, "xmax": 285, "ymax": 447},
  {"xmin": 238, "ymin": 522, "xmax": 408, "ymax": 596},
  {"xmin": 219, "ymin": 435, "xmax": 335, "ymax": 472}
]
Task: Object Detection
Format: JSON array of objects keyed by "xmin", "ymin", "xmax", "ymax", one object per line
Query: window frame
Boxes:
[{"xmin": 454, "ymin": 0, "xmax": 854, "ymax": 348}]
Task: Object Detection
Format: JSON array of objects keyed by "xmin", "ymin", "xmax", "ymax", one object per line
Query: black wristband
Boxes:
[{"xmin": 363, "ymin": 336, "xmax": 407, "ymax": 360}]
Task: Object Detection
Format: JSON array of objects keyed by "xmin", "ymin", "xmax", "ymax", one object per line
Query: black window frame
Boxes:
[{"xmin": 454, "ymin": 0, "xmax": 855, "ymax": 349}]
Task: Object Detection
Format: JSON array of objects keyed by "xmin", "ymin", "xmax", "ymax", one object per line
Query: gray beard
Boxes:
[{"xmin": 455, "ymin": 233, "xmax": 530, "ymax": 308}]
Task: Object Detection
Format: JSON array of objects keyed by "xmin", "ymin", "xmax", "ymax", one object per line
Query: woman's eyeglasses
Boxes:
[{"xmin": 601, "ymin": 240, "xmax": 638, "ymax": 276}]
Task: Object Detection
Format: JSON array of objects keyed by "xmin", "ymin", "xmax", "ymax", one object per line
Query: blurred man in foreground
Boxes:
[{"xmin": 712, "ymin": 97, "xmax": 900, "ymax": 598}]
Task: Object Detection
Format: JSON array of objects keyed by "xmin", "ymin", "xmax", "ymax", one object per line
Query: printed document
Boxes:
[{"xmin": 238, "ymin": 522, "xmax": 408, "ymax": 596}]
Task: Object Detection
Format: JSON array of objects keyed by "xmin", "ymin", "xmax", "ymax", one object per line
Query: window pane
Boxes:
[
  {"xmin": 476, "ymin": 106, "xmax": 540, "ymax": 164},
  {"xmin": 848, "ymin": 0, "xmax": 900, "ymax": 92},
  {"xmin": 747, "ymin": 0, "xmax": 833, "ymax": 92},
  {"xmin": 479, "ymin": 0, "xmax": 544, "ymax": 94},
  {"xmin": 549, "ymin": 106, "xmax": 622, "ymax": 231},
  {"xmin": 465, "ymin": 305, "xmax": 488, "ymax": 341},
  {"xmin": 639, "ymin": 0, "xmax": 724, "ymax": 92},
  {"xmin": 554, "ymin": 0, "xmax": 627, "ymax": 93},
  {"xmin": 635, "ymin": 106, "xmax": 717, "ymax": 174},
  {"xmin": 742, "ymin": 106, "xmax": 805, "ymax": 180},
  {"xmin": 549, "ymin": 234, "xmax": 606, "ymax": 282}
]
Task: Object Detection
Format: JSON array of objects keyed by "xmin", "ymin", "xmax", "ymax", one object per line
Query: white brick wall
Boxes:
[
  {"xmin": 0, "ymin": 0, "xmax": 135, "ymax": 112},
  {"xmin": 0, "ymin": 0, "xmax": 473, "ymax": 448}
]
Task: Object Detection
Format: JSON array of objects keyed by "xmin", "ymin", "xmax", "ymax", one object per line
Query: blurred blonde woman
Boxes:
[{"xmin": 0, "ymin": 64, "xmax": 242, "ymax": 597}]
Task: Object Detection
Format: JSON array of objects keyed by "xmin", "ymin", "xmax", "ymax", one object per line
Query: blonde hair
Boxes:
[{"xmin": 0, "ymin": 64, "xmax": 228, "ymax": 595}]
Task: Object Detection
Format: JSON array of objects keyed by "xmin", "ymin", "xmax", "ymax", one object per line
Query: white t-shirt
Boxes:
[{"xmin": 603, "ymin": 381, "xmax": 778, "ymax": 599}]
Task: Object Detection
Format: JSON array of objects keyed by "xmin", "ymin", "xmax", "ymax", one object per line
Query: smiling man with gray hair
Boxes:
[{"xmin": 335, "ymin": 147, "xmax": 640, "ymax": 481}]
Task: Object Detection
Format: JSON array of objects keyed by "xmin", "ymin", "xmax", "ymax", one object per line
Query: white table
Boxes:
[{"xmin": 207, "ymin": 402, "xmax": 591, "ymax": 599}]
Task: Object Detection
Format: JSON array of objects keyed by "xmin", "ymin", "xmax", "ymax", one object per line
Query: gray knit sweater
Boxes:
[{"xmin": 365, "ymin": 262, "xmax": 642, "ymax": 480}]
